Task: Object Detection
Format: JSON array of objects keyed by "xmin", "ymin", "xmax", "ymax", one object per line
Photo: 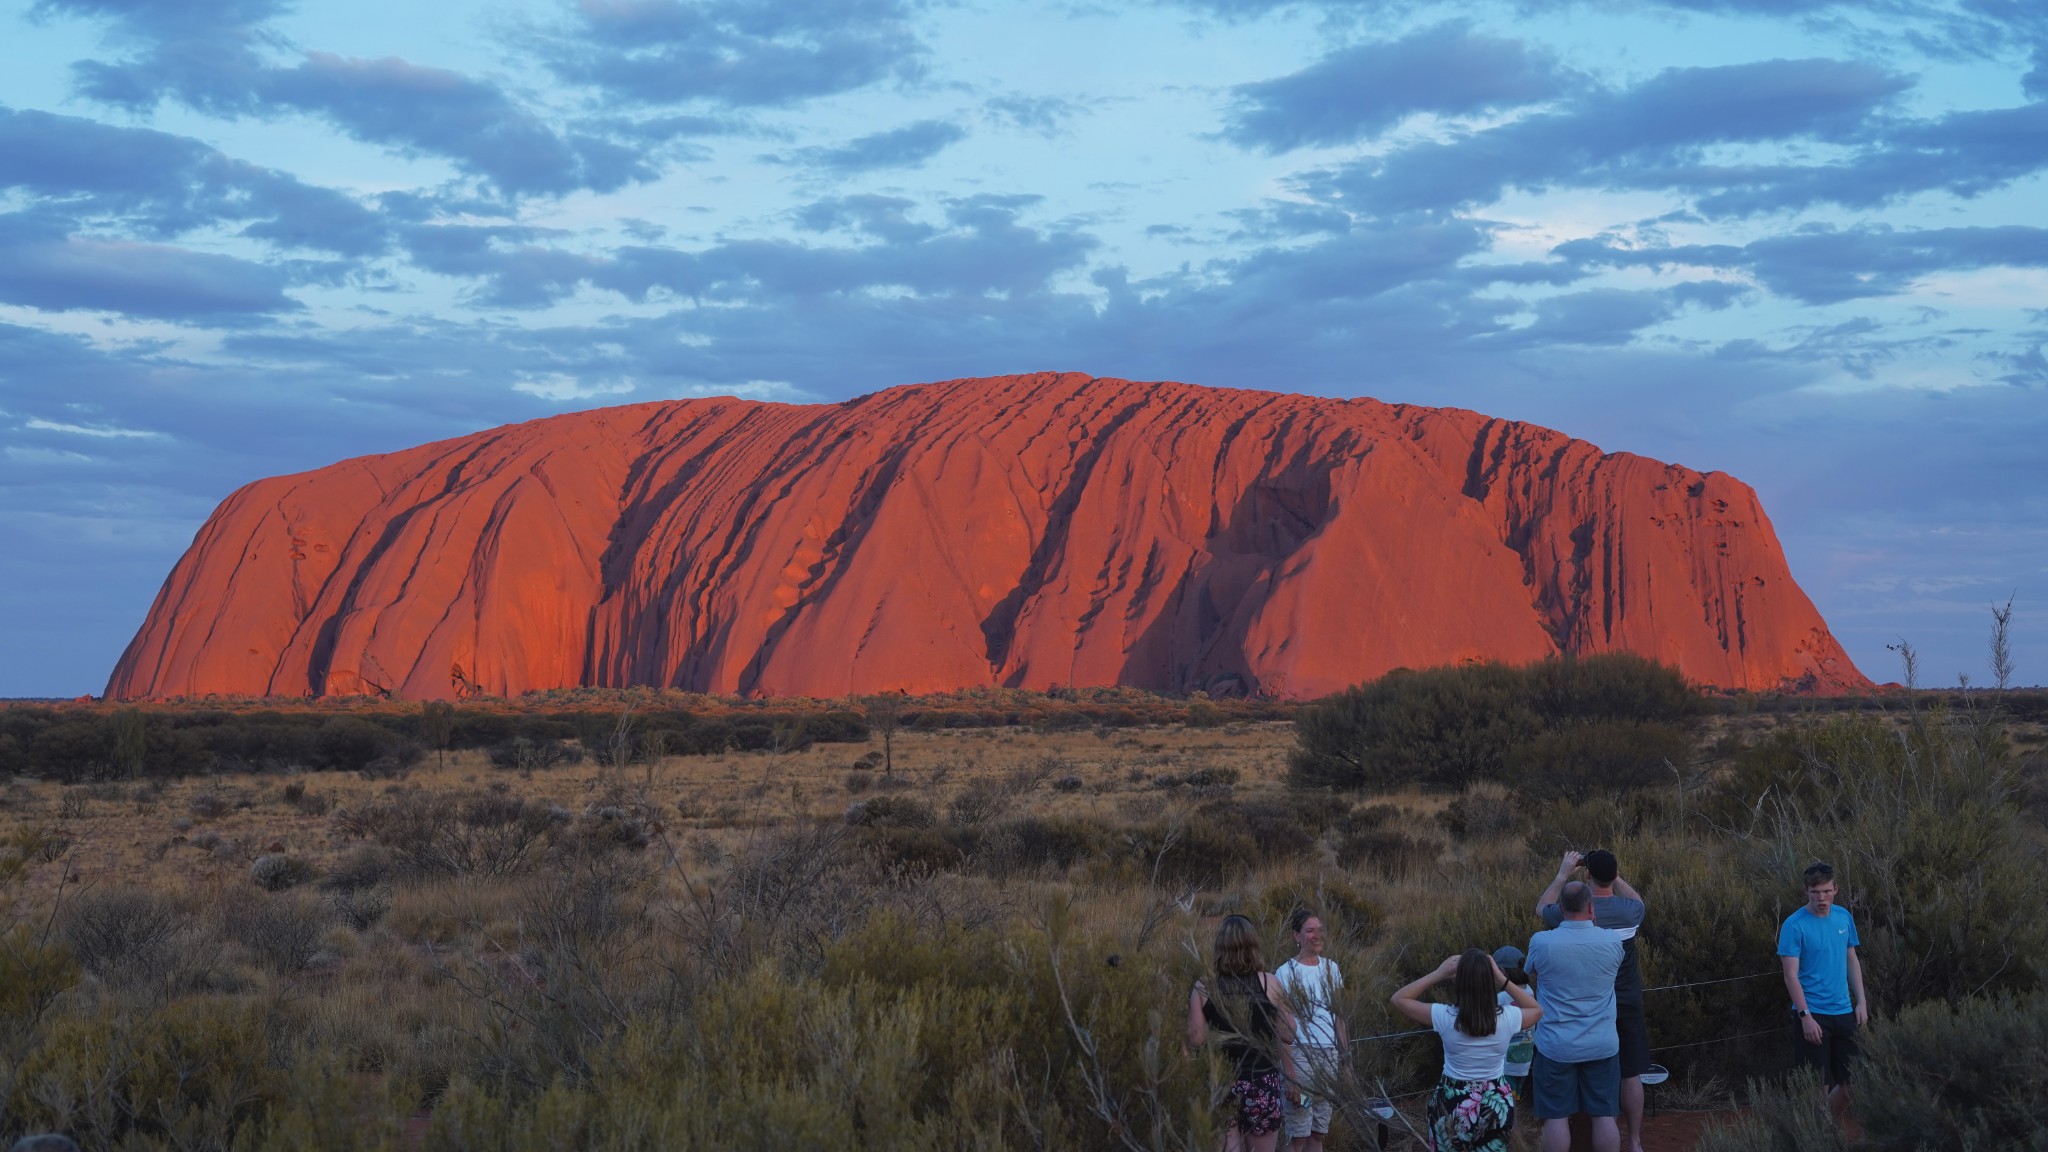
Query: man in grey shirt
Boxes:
[
  {"xmin": 1527, "ymin": 880, "xmax": 1624, "ymax": 1152},
  {"xmin": 1539, "ymin": 850, "xmax": 1648, "ymax": 1152}
]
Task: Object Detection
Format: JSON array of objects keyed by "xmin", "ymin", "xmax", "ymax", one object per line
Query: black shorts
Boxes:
[
  {"xmin": 1616, "ymin": 1002, "xmax": 1650, "ymax": 1079},
  {"xmin": 1793, "ymin": 1012, "xmax": 1859, "ymax": 1086}
]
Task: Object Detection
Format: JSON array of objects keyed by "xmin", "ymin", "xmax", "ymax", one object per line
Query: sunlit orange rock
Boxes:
[{"xmin": 107, "ymin": 373, "xmax": 1868, "ymax": 700}]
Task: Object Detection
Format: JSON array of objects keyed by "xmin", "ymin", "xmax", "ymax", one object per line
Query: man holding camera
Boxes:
[{"xmin": 1537, "ymin": 850, "xmax": 1648, "ymax": 1152}]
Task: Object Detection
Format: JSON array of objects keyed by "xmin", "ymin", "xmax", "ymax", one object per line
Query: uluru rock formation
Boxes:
[{"xmin": 108, "ymin": 373, "xmax": 1868, "ymax": 700}]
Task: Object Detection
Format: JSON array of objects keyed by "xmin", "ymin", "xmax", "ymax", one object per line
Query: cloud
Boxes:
[
  {"xmin": 1488, "ymin": 283, "xmax": 1745, "ymax": 348},
  {"xmin": 1560, "ymin": 225, "xmax": 2048, "ymax": 305},
  {"xmin": 789, "ymin": 119, "xmax": 968, "ymax": 173},
  {"xmin": 1677, "ymin": 100, "xmax": 2048, "ymax": 216},
  {"xmin": 393, "ymin": 193, "xmax": 1092, "ymax": 310},
  {"xmin": 1166, "ymin": 0, "xmax": 1913, "ymax": 19},
  {"xmin": 30, "ymin": 0, "xmax": 285, "ymax": 36},
  {"xmin": 0, "ymin": 105, "xmax": 387, "ymax": 255},
  {"xmin": 402, "ymin": 221, "xmax": 608, "ymax": 309},
  {"xmin": 0, "ymin": 215, "xmax": 298, "ymax": 318},
  {"xmin": 39, "ymin": 1, "xmax": 660, "ymax": 197},
  {"xmin": 795, "ymin": 195, "xmax": 937, "ymax": 243},
  {"xmin": 263, "ymin": 54, "xmax": 656, "ymax": 196},
  {"xmin": 1225, "ymin": 22, "xmax": 1579, "ymax": 152},
  {"xmin": 984, "ymin": 95, "xmax": 1086, "ymax": 136},
  {"xmin": 1304, "ymin": 58, "xmax": 1911, "ymax": 216},
  {"xmin": 24, "ymin": 418, "xmax": 165, "ymax": 438},
  {"xmin": 538, "ymin": 0, "xmax": 926, "ymax": 108}
]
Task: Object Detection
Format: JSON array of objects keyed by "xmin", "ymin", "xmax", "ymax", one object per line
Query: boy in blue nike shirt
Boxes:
[{"xmin": 1777, "ymin": 861, "xmax": 1867, "ymax": 1124}]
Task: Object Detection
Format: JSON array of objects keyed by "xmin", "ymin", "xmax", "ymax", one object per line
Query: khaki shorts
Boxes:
[{"xmin": 1284, "ymin": 1044, "xmax": 1338, "ymax": 1138}]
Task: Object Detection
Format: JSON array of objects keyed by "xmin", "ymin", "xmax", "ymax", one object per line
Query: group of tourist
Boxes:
[{"xmin": 1188, "ymin": 854, "xmax": 1867, "ymax": 1152}]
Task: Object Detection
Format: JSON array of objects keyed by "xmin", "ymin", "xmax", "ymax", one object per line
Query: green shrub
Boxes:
[
  {"xmin": 340, "ymin": 791, "xmax": 567, "ymax": 878},
  {"xmin": 1855, "ymin": 991, "xmax": 2048, "ymax": 1149},
  {"xmin": 1290, "ymin": 654, "xmax": 1703, "ymax": 794},
  {"xmin": 863, "ymin": 827, "xmax": 971, "ymax": 875},
  {"xmin": 1523, "ymin": 795, "xmax": 1635, "ymax": 859},
  {"xmin": 1131, "ymin": 814, "xmax": 1261, "ymax": 887},
  {"xmin": 229, "ymin": 894, "xmax": 330, "ymax": 975},
  {"xmin": 1761, "ymin": 710, "xmax": 2047, "ymax": 1010},
  {"xmin": 1692, "ymin": 1071, "xmax": 1845, "ymax": 1152},
  {"xmin": 1290, "ymin": 662, "xmax": 1538, "ymax": 791},
  {"xmin": 1698, "ymin": 992, "xmax": 2048, "ymax": 1152},
  {"xmin": 1437, "ymin": 781, "xmax": 1518, "ymax": 840},
  {"xmin": 1332, "ymin": 823, "xmax": 1437, "ymax": 877},
  {"xmin": 844, "ymin": 795, "xmax": 937, "ymax": 829},
  {"xmin": 1254, "ymin": 877, "xmax": 1386, "ymax": 951},
  {"xmin": 250, "ymin": 853, "xmax": 319, "ymax": 891},
  {"xmin": 415, "ymin": 907, "xmax": 1213, "ymax": 1152},
  {"xmin": 1508, "ymin": 719, "xmax": 1693, "ymax": 802},
  {"xmin": 485, "ymin": 736, "xmax": 581, "ymax": 772},
  {"xmin": 990, "ymin": 815, "xmax": 1111, "ymax": 875},
  {"xmin": 326, "ymin": 886, "xmax": 392, "ymax": 932},
  {"xmin": 318, "ymin": 844, "xmax": 394, "ymax": 892},
  {"xmin": 58, "ymin": 888, "xmax": 185, "ymax": 984},
  {"xmin": 315, "ymin": 717, "xmax": 416, "ymax": 775},
  {"xmin": 237, "ymin": 1053, "xmax": 403, "ymax": 1152},
  {"xmin": 5, "ymin": 1000, "xmax": 284, "ymax": 1149},
  {"xmin": 1704, "ymin": 719, "xmax": 1904, "ymax": 829},
  {"xmin": 1194, "ymin": 796, "xmax": 1323, "ymax": 864},
  {"xmin": 0, "ymin": 925, "xmax": 77, "ymax": 1033},
  {"xmin": 1524, "ymin": 653, "xmax": 1705, "ymax": 728},
  {"xmin": 946, "ymin": 782, "xmax": 1008, "ymax": 825},
  {"xmin": 1331, "ymin": 804, "xmax": 1439, "ymax": 877}
]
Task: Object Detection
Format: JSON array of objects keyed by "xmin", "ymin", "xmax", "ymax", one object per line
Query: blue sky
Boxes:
[{"xmin": 2, "ymin": 0, "xmax": 2045, "ymax": 696}]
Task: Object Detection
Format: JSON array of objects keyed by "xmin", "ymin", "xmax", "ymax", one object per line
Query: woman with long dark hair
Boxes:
[
  {"xmin": 1189, "ymin": 914, "xmax": 1299, "ymax": 1152},
  {"xmin": 1391, "ymin": 949, "xmax": 1543, "ymax": 1152}
]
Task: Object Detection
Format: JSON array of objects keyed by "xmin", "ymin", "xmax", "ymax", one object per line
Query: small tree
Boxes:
[
  {"xmin": 606, "ymin": 705, "xmax": 637, "ymax": 776},
  {"xmin": 1887, "ymin": 638, "xmax": 1919, "ymax": 713},
  {"xmin": 1990, "ymin": 593, "xmax": 2016, "ymax": 693},
  {"xmin": 110, "ymin": 709, "xmax": 147, "ymax": 779},
  {"xmin": 419, "ymin": 700, "xmax": 455, "ymax": 771},
  {"xmin": 858, "ymin": 693, "xmax": 906, "ymax": 775}
]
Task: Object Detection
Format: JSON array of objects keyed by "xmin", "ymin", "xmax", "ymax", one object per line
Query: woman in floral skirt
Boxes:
[
  {"xmin": 1189, "ymin": 915, "xmax": 1299, "ymax": 1151},
  {"xmin": 1391, "ymin": 949, "xmax": 1544, "ymax": 1152}
]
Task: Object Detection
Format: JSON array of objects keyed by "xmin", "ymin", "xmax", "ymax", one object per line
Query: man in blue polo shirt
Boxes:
[
  {"xmin": 1538, "ymin": 849, "xmax": 1648, "ymax": 1152},
  {"xmin": 1778, "ymin": 861, "xmax": 1867, "ymax": 1122},
  {"xmin": 1526, "ymin": 880, "xmax": 1624, "ymax": 1152}
]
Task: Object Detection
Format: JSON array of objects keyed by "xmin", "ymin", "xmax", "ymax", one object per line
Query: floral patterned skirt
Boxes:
[
  {"xmin": 1227, "ymin": 1069, "xmax": 1286, "ymax": 1136},
  {"xmin": 1425, "ymin": 1075, "xmax": 1515, "ymax": 1152}
]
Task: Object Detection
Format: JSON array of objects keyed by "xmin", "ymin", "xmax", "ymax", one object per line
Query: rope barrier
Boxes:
[
  {"xmin": 1349, "ymin": 1027, "xmax": 1431, "ymax": 1047},
  {"xmin": 1347, "ymin": 970, "xmax": 1776, "ymax": 1047},
  {"xmin": 1329, "ymin": 969, "xmax": 1790, "ymax": 1134},
  {"xmin": 1649, "ymin": 1026, "xmax": 1785, "ymax": 1055},
  {"xmin": 1642, "ymin": 971, "xmax": 1778, "ymax": 993}
]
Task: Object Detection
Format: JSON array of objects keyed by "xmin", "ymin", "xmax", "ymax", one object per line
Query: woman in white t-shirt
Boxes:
[
  {"xmin": 1391, "ymin": 949, "xmax": 1543, "ymax": 1152},
  {"xmin": 1275, "ymin": 909, "xmax": 1347, "ymax": 1152}
]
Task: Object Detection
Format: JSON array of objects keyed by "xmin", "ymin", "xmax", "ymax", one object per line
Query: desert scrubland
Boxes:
[{"xmin": 3, "ymin": 669, "xmax": 2046, "ymax": 1150}]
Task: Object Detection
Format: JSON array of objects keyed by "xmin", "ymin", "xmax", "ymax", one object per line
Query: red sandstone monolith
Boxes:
[{"xmin": 107, "ymin": 373, "xmax": 1868, "ymax": 699}]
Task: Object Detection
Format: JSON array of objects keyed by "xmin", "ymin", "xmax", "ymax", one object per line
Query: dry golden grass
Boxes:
[
  {"xmin": 0, "ymin": 722, "xmax": 1309, "ymax": 901},
  {"xmin": 5, "ymin": 700, "xmax": 2040, "ymax": 1150}
]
